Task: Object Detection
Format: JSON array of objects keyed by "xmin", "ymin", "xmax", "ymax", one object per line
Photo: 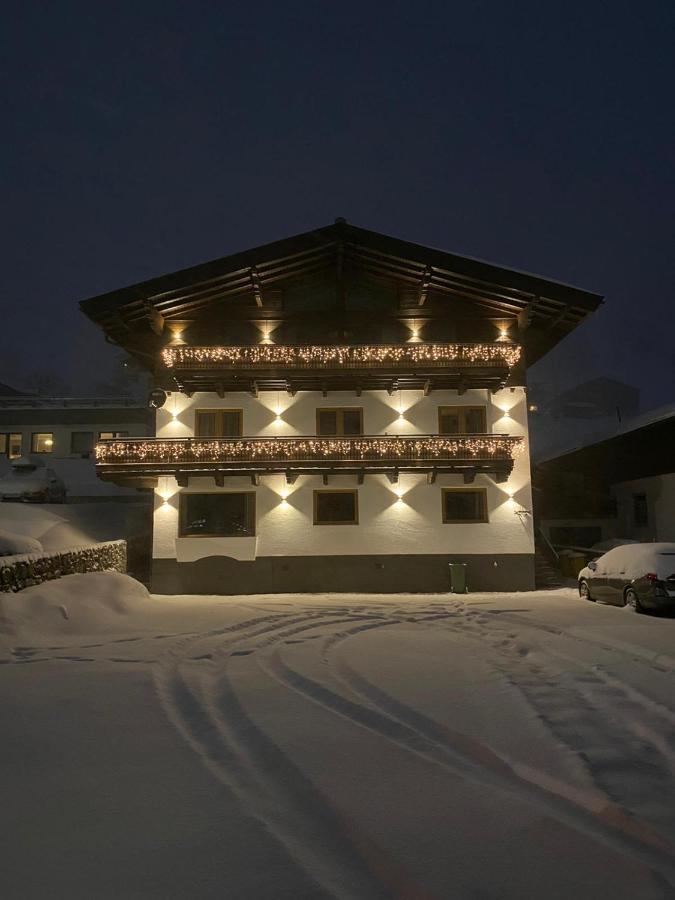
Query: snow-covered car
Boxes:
[
  {"xmin": 0, "ymin": 456, "xmax": 67, "ymax": 503},
  {"xmin": 578, "ymin": 543, "xmax": 675, "ymax": 613}
]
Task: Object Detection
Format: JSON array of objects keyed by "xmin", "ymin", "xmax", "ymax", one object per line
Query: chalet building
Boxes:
[{"xmin": 79, "ymin": 221, "xmax": 602, "ymax": 593}]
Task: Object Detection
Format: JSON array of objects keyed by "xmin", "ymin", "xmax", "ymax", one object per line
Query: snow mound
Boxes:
[
  {"xmin": 0, "ymin": 528, "xmax": 43, "ymax": 557},
  {"xmin": 0, "ymin": 571, "xmax": 149, "ymax": 640}
]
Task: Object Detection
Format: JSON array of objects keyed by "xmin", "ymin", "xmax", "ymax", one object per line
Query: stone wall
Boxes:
[{"xmin": 0, "ymin": 540, "xmax": 127, "ymax": 593}]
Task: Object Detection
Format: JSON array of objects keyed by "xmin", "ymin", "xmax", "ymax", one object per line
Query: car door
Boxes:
[
  {"xmin": 605, "ymin": 549, "xmax": 628, "ymax": 605},
  {"xmin": 589, "ymin": 551, "xmax": 613, "ymax": 602}
]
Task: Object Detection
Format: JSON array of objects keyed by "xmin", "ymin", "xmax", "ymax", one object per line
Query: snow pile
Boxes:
[
  {"xmin": 0, "ymin": 571, "xmax": 149, "ymax": 640},
  {"xmin": 0, "ymin": 528, "xmax": 43, "ymax": 557},
  {"xmin": 0, "ymin": 501, "xmax": 139, "ymax": 551}
]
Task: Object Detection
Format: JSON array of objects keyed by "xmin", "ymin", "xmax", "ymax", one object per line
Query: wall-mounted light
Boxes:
[{"xmin": 528, "ymin": 403, "xmax": 538, "ymax": 413}]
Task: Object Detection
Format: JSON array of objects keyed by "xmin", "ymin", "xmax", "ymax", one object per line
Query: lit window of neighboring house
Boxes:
[
  {"xmin": 195, "ymin": 410, "xmax": 243, "ymax": 437},
  {"xmin": 31, "ymin": 433, "xmax": 54, "ymax": 453},
  {"xmin": 1, "ymin": 433, "xmax": 23, "ymax": 459}
]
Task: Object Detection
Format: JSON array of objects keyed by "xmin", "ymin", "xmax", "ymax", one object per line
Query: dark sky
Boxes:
[{"xmin": 2, "ymin": 1, "xmax": 674, "ymax": 406}]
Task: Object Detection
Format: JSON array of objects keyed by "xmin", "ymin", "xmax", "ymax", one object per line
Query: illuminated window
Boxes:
[
  {"xmin": 438, "ymin": 406, "xmax": 486, "ymax": 435},
  {"xmin": 8, "ymin": 433, "xmax": 22, "ymax": 459},
  {"xmin": 442, "ymin": 489, "xmax": 488, "ymax": 523},
  {"xmin": 314, "ymin": 490, "xmax": 359, "ymax": 525},
  {"xmin": 31, "ymin": 433, "xmax": 54, "ymax": 453},
  {"xmin": 179, "ymin": 493, "xmax": 256, "ymax": 537},
  {"xmin": 316, "ymin": 408, "xmax": 363, "ymax": 436},
  {"xmin": 99, "ymin": 431, "xmax": 129, "ymax": 440},
  {"xmin": 71, "ymin": 431, "xmax": 94, "ymax": 454},
  {"xmin": 195, "ymin": 409, "xmax": 243, "ymax": 437}
]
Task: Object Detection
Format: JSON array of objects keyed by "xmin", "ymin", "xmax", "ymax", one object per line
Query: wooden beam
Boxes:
[
  {"xmin": 423, "ymin": 379, "xmax": 432, "ymax": 396},
  {"xmin": 355, "ymin": 383, "xmax": 362, "ymax": 397},
  {"xmin": 250, "ymin": 380, "xmax": 259, "ymax": 397},
  {"xmin": 322, "ymin": 473, "xmax": 329, "ymax": 486},
  {"xmin": 457, "ymin": 376, "xmax": 467, "ymax": 396},
  {"xmin": 250, "ymin": 266, "xmax": 263, "ymax": 308},
  {"xmin": 322, "ymin": 382, "xmax": 328, "ymax": 398},
  {"xmin": 463, "ymin": 469, "xmax": 476, "ymax": 484},
  {"xmin": 214, "ymin": 472, "xmax": 224, "ymax": 487},
  {"xmin": 386, "ymin": 469, "xmax": 399, "ymax": 485},
  {"xmin": 517, "ymin": 297, "xmax": 538, "ymax": 331},
  {"xmin": 215, "ymin": 381, "xmax": 225, "ymax": 399},
  {"xmin": 494, "ymin": 471, "xmax": 509, "ymax": 484},
  {"xmin": 357, "ymin": 469, "xmax": 365, "ymax": 485},
  {"xmin": 144, "ymin": 301, "xmax": 165, "ymax": 336},
  {"xmin": 427, "ymin": 469, "xmax": 437, "ymax": 485},
  {"xmin": 387, "ymin": 380, "xmax": 398, "ymax": 396},
  {"xmin": 417, "ymin": 265, "xmax": 433, "ymax": 307},
  {"xmin": 547, "ymin": 305, "xmax": 570, "ymax": 330},
  {"xmin": 286, "ymin": 382, "xmax": 297, "ymax": 397},
  {"xmin": 175, "ymin": 473, "xmax": 189, "ymax": 487},
  {"xmin": 285, "ymin": 472, "xmax": 298, "ymax": 485},
  {"xmin": 250, "ymin": 473, "xmax": 260, "ymax": 486}
]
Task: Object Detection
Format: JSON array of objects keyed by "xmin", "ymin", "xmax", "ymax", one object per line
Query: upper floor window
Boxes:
[
  {"xmin": 31, "ymin": 432, "xmax": 54, "ymax": 453},
  {"xmin": 314, "ymin": 490, "xmax": 359, "ymax": 524},
  {"xmin": 195, "ymin": 409, "xmax": 243, "ymax": 438},
  {"xmin": 438, "ymin": 406, "xmax": 486, "ymax": 435},
  {"xmin": 316, "ymin": 408, "xmax": 363, "ymax": 436}
]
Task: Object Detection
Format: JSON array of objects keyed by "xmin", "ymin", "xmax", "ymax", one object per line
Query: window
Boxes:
[
  {"xmin": 31, "ymin": 433, "xmax": 54, "ymax": 453},
  {"xmin": 314, "ymin": 490, "xmax": 359, "ymax": 525},
  {"xmin": 195, "ymin": 409, "xmax": 243, "ymax": 437},
  {"xmin": 442, "ymin": 489, "xmax": 488, "ymax": 523},
  {"xmin": 316, "ymin": 408, "xmax": 363, "ymax": 436},
  {"xmin": 438, "ymin": 406, "xmax": 486, "ymax": 434},
  {"xmin": 71, "ymin": 431, "xmax": 94, "ymax": 455},
  {"xmin": 99, "ymin": 431, "xmax": 129, "ymax": 440},
  {"xmin": 8, "ymin": 433, "xmax": 22, "ymax": 459},
  {"xmin": 633, "ymin": 493, "xmax": 648, "ymax": 527},
  {"xmin": 179, "ymin": 493, "xmax": 255, "ymax": 537}
]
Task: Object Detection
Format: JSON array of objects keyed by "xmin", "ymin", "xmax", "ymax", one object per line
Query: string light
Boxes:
[
  {"xmin": 162, "ymin": 343, "xmax": 522, "ymax": 370},
  {"xmin": 96, "ymin": 435, "xmax": 523, "ymax": 465}
]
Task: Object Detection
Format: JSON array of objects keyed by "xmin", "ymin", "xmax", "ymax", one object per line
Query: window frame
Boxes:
[
  {"xmin": 178, "ymin": 491, "xmax": 256, "ymax": 538},
  {"xmin": 6, "ymin": 433, "xmax": 22, "ymax": 459},
  {"xmin": 31, "ymin": 432, "xmax": 54, "ymax": 454},
  {"xmin": 438, "ymin": 406, "xmax": 487, "ymax": 435},
  {"xmin": 98, "ymin": 430, "xmax": 129, "ymax": 441},
  {"xmin": 316, "ymin": 407, "xmax": 364, "ymax": 436},
  {"xmin": 194, "ymin": 408, "xmax": 243, "ymax": 438},
  {"xmin": 313, "ymin": 489, "xmax": 359, "ymax": 525},
  {"xmin": 441, "ymin": 488, "xmax": 489, "ymax": 524}
]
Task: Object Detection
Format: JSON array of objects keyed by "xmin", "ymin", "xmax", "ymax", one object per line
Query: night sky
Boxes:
[{"xmin": 3, "ymin": 1, "xmax": 674, "ymax": 407}]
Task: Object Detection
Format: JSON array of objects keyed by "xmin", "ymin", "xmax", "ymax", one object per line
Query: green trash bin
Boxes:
[{"xmin": 449, "ymin": 562, "xmax": 468, "ymax": 593}]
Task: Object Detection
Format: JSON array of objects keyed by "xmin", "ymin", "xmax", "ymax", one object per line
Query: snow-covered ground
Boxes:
[{"xmin": 2, "ymin": 576, "xmax": 675, "ymax": 899}]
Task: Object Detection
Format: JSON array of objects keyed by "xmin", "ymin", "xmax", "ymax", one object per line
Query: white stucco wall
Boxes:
[
  {"xmin": 612, "ymin": 474, "xmax": 675, "ymax": 542},
  {"xmin": 152, "ymin": 388, "xmax": 534, "ymax": 560}
]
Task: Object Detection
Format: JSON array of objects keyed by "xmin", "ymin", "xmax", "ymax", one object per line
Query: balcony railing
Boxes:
[
  {"xmin": 95, "ymin": 434, "xmax": 523, "ymax": 484},
  {"xmin": 160, "ymin": 343, "xmax": 522, "ymax": 394}
]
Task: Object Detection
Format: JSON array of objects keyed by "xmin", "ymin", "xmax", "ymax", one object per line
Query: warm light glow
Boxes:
[
  {"xmin": 44, "ymin": 438, "xmax": 53, "ymax": 446},
  {"xmin": 528, "ymin": 403, "xmax": 538, "ymax": 413},
  {"xmin": 162, "ymin": 343, "xmax": 522, "ymax": 370},
  {"xmin": 97, "ymin": 435, "xmax": 523, "ymax": 465}
]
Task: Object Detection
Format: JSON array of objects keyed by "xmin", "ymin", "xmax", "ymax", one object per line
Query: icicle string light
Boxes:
[
  {"xmin": 97, "ymin": 435, "xmax": 523, "ymax": 465},
  {"xmin": 162, "ymin": 343, "xmax": 522, "ymax": 370}
]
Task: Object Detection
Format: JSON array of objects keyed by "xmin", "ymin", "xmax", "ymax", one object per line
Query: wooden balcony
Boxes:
[
  {"xmin": 160, "ymin": 343, "xmax": 522, "ymax": 394},
  {"xmin": 96, "ymin": 434, "xmax": 523, "ymax": 486}
]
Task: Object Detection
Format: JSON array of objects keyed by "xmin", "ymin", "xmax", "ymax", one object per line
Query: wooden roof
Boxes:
[{"xmin": 79, "ymin": 220, "xmax": 603, "ymax": 365}]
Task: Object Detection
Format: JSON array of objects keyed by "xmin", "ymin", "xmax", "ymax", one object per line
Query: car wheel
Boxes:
[
  {"xmin": 624, "ymin": 588, "xmax": 643, "ymax": 613},
  {"xmin": 579, "ymin": 580, "xmax": 594, "ymax": 602}
]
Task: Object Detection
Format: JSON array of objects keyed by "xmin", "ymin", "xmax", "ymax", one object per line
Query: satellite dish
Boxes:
[{"xmin": 148, "ymin": 388, "xmax": 167, "ymax": 409}]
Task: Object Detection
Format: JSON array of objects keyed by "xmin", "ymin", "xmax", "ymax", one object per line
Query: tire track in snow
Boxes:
[
  {"xmin": 257, "ymin": 616, "xmax": 675, "ymax": 890},
  {"xmin": 153, "ymin": 610, "xmax": 399, "ymax": 900}
]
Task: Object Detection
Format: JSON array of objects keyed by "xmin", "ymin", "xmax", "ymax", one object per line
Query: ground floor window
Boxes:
[
  {"xmin": 442, "ymin": 488, "xmax": 488, "ymax": 523},
  {"xmin": 99, "ymin": 431, "xmax": 129, "ymax": 440},
  {"xmin": 31, "ymin": 432, "xmax": 53, "ymax": 453},
  {"xmin": 0, "ymin": 433, "xmax": 22, "ymax": 458},
  {"xmin": 633, "ymin": 492, "xmax": 648, "ymax": 526},
  {"xmin": 313, "ymin": 490, "xmax": 359, "ymax": 525},
  {"xmin": 71, "ymin": 431, "xmax": 94, "ymax": 454},
  {"xmin": 179, "ymin": 492, "xmax": 256, "ymax": 537}
]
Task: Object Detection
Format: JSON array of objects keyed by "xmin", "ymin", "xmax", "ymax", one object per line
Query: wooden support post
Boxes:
[
  {"xmin": 250, "ymin": 266, "xmax": 263, "ymax": 308},
  {"xmin": 387, "ymin": 380, "xmax": 398, "ymax": 396},
  {"xmin": 386, "ymin": 469, "xmax": 399, "ymax": 485},
  {"xmin": 216, "ymin": 382, "xmax": 225, "ymax": 399},
  {"xmin": 322, "ymin": 382, "xmax": 328, "ymax": 398},
  {"xmin": 463, "ymin": 470, "xmax": 476, "ymax": 485},
  {"xmin": 214, "ymin": 472, "xmax": 224, "ymax": 487},
  {"xmin": 457, "ymin": 375, "xmax": 467, "ymax": 396},
  {"xmin": 427, "ymin": 469, "xmax": 437, "ymax": 485},
  {"xmin": 355, "ymin": 383, "xmax": 362, "ymax": 397},
  {"xmin": 250, "ymin": 473, "xmax": 260, "ymax": 486},
  {"xmin": 250, "ymin": 380, "xmax": 259, "ymax": 397},
  {"xmin": 322, "ymin": 473, "xmax": 329, "ymax": 486},
  {"xmin": 286, "ymin": 381, "xmax": 296, "ymax": 397},
  {"xmin": 417, "ymin": 265, "xmax": 433, "ymax": 307},
  {"xmin": 175, "ymin": 473, "xmax": 189, "ymax": 487},
  {"xmin": 357, "ymin": 469, "xmax": 365, "ymax": 485},
  {"xmin": 285, "ymin": 472, "xmax": 298, "ymax": 485},
  {"xmin": 423, "ymin": 380, "xmax": 432, "ymax": 396}
]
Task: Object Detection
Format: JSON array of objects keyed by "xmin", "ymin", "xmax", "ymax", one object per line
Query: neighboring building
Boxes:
[
  {"xmin": 79, "ymin": 220, "xmax": 602, "ymax": 593},
  {"xmin": 535, "ymin": 404, "xmax": 675, "ymax": 549},
  {"xmin": 0, "ymin": 393, "xmax": 154, "ymax": 500}
]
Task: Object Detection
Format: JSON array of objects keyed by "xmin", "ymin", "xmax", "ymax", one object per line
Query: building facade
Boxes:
[{"xmin": 80, "ymin": 221, "xmax": 602, "ymax": 593}]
